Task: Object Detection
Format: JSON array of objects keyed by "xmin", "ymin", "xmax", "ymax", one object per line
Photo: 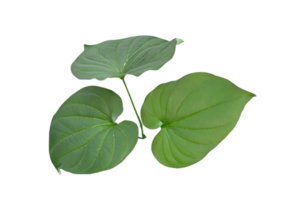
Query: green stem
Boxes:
[{"xmin": 119, "ymin": 77, "xmax": 148, "ymax": 140}]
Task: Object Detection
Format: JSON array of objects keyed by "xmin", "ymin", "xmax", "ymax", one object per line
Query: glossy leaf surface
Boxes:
[
  {"xmin": 49, "ymin": 86, "xmax": 138, "ymax": 174},
  {"xmin": 141, "ymin": 72, "xmax": 255, "ymax": 168},
  {"xmin": 71, "ymin": 36, "xmax": 182, "ymax": 80}
]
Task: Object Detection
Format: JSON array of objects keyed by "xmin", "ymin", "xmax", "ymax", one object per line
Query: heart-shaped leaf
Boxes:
[
  {"xmin": 49, "ymin": 86, "xmax": 138, "ymax": 174},
  {"xmin": 71, "ymin": 36, "xmax": 183, "ymax": 80},
  {"xmin": 141, "ymin": 72, "xmax": 255, "ymax": 168}
]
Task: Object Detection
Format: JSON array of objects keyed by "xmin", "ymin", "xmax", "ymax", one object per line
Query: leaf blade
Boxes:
[
  {"xmin": 71, "ymin": 36, "xmax": 181, "ymax": 80},
  {"xmin": 49, "ymin": 86, "xmax": 138, "ymax": 174},
  {"xmin": 142, "ymin": 72, "xmax": 255, "ymax": 168}
]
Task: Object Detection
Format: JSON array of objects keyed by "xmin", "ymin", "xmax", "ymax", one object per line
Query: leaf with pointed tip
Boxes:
[
  {"xmin": 49, "ymin": 86, "xmax": 138, "ymax": 174},
  {"xmin": 71, "ymin": 36, "xmax": 183, "ymax": 80},
  {"xmin": 176, "ymin": 38, "xmax": 184, "ymax": 45},
  {"xmin": 141, "ymin": 72, "xmax": 255, "ymax": 168}
]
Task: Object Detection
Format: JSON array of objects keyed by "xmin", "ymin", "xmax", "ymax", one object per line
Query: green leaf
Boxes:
[
  {"xmin": 176, "ymin": 38, "xmax": 184, "ymax": 45},
  {"xmin": 71, "ymin": 36, "xmax": 183, "ymax": 80},
  {"xmin": 49, "ymin": 86, "xmax": 138, "ymax": 174},
  {"xmin": 141, "ymin": 72, "xmax": 255, "ymax": 168}
]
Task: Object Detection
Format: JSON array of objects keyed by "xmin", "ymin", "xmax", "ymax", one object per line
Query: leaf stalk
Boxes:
[{"xmin": 119, "ymin": 77, "xmax": 148, "ymax": 140}]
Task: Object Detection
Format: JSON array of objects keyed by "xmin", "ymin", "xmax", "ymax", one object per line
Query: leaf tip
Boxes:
[{"xmin": 176, "ymin": 38, "xmax": 184, "ymax": 45}]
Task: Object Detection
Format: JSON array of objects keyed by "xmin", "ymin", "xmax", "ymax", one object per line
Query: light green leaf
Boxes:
[
  {"xmin": 141, "ymin": 72, "xmax": 255, "ymax": 168},
  {"xmin": 71, "ymin": 36, "xmax": 182, "ymax": 80},
  {"xmin": 176, "ymin": 38, "xmax": 184, "ymax": 45},
  {"xmin": 49, "ymin": 86, "xmax": 138, "ymax": 174}
]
